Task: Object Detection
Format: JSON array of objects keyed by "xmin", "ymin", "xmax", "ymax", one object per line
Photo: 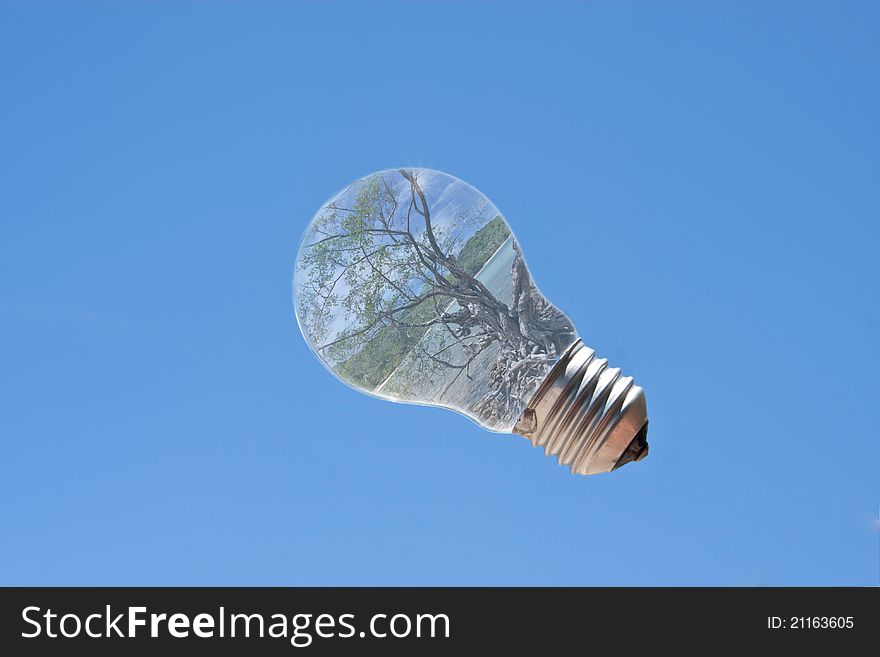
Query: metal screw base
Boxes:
[{"xmin": 513, "ymin": 340, "xmax": 649, "ymax": 475}]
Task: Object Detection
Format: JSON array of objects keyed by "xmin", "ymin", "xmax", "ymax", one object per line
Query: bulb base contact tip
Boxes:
[{"xmin": 513, "ymin": 340, "xmax": 649, "ymax": 476}]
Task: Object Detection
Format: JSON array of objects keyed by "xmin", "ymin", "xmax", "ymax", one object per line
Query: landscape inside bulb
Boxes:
[{"xmin": 294, "ymin": 168, "xmax": 578, "ymax": 432}]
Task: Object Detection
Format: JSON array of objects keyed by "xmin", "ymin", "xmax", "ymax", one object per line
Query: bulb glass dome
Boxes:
[{"xmin": 294, "ymin": 168, "xmax": 578, "ymax": 432}]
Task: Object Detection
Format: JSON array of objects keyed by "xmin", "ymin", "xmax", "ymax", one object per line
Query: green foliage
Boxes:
[
  {"xmin": 455, "ymin": 216, "xmax": 510, "ymax": 275},
  {"xmin": 332, "ymin": 296, "xmax": 436, "ymax": 390},
  {"xmin": 334, "ymin": 216, "xmax": 511, "ymax": 390}
]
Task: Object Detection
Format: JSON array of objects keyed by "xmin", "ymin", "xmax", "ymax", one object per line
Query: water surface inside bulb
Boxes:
[{"xmin": 294, "ymin": 168, "xmax": 578, "ymax": 432}]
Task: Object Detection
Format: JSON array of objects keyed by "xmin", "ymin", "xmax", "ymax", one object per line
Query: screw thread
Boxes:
[{"xmin": 513, "ymin": 340, "xmax": 649, "ymax": 475}]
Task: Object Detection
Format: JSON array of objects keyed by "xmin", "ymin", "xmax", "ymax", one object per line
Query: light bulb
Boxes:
[{"xmin": 294, "ymin": 168, "xmax": 649, "ymax": 475}]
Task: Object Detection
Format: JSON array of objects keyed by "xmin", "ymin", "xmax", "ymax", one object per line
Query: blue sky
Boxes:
[{"xmin": 1, "ymin": 2, "xmax": 877, "ymax": 585}]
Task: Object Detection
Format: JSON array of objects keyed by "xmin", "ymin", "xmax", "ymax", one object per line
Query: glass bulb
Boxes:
[{"xmin": 294, "ymin": 168, "xmax": 649, "ymax": 475}]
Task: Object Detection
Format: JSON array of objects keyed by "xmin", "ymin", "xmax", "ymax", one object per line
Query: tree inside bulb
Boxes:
[{"xmin": 294, "ymin": 168, "xmax": 578, "ymax": 432}]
